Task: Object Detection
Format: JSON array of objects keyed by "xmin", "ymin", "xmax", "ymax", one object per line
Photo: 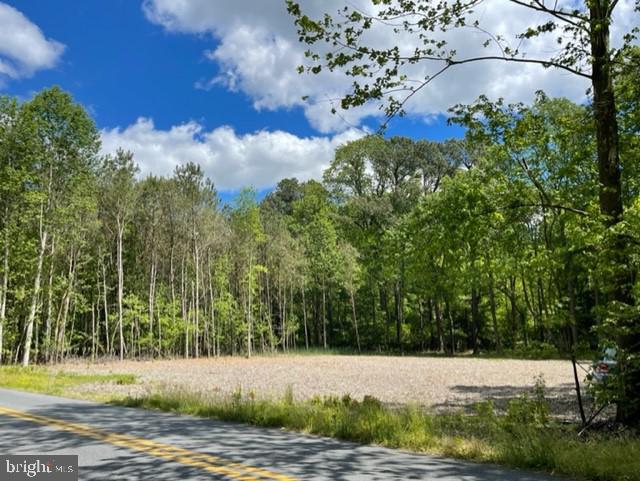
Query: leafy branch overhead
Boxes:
[{"xmin": 287, "ymin": 0, "xmax": 638, "ymax": 122}]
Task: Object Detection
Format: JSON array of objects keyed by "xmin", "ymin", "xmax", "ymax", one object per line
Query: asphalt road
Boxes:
[{"xmin": 0, "ymin": 388, "xmax": 563, "ymax": 480}]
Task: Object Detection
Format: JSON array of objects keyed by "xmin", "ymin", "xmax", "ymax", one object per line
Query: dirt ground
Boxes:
[{"xmin": 57, "ymin": 355, "xmax": 587, "ymax": 418}]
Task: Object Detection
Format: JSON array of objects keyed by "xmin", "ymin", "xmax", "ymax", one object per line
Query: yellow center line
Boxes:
[{"xmin": 0, "ymin": 406, "xmax": 297, "ymax": 481}]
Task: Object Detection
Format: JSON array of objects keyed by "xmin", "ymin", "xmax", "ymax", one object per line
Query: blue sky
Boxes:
[
  {"xmin": 7, "ymin": 0, "xmax": 318, "ymax": 136},
  {"xmin": 3, "ymin": 0, "xmax": 635, "ymax": 194},
  {"xmin": 7, "ymin": 0, "xmax": 463, "ymax": 136},
  {"xmin": 0, "ymin": 0, "xmax": 469, "ymax": 196}
]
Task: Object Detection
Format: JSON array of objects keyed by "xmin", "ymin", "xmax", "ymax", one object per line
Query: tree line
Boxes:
[{"xmin": 1, "ymin": 79, "xmax": 637, "ymax": 371}]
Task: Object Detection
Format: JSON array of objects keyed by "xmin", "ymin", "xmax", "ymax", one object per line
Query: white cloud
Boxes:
[
  {"xmin": 0, "ymin": 2, "xmax": 65, "ymax": 80},
  {"xmin": 101, "ymin": 118, "xmax": 365, "ymax": 190},
  {"xmin": 143, "ymin": 0, "xmax": 639, "ymax": 133}
]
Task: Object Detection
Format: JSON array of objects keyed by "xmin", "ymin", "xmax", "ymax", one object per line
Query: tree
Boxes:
[
  {"xmin": 19, "ymin": 87, "xmax": 100, "ymax": 366},
  {"xmin": 99, "ymin": 150, "xmax": 138, "ymax": 361},
  {"xmin": 293, "ymin": 181, "xmax": 341, "ymax": 349},
  {"xmin": 288, "ymin": 0, "xmax": 640, "ymax": 425},
  {"xmin": 339, "ymin": 241, "xmax": 363, "ymax": 352},
  {"xmin": 0, "ymin": 97, "xmax": 22, "ymax": 364},
  {"xmin": 174, "ymin": 163, "xmax": 217, "ymax": 358},
  {"xmin": 232, "ymin": 188, "xmax": 266, "ymax": 357}
]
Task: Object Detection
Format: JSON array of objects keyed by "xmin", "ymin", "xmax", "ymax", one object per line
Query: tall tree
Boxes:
[
  {"xmin": 0, "ymin": 97, "xmax": 22, "ymax": 364},
  {"xmin": 232, "ymin": 188, "xmax": 266, "ymax": 357},
  {"xmin": 19, "ymin": 87, "xmax": 100, "ymax": 366},
  {"xmin": 288, "ymin": 0, "xmax": 640, "ymax": 425},
  {"xmin": 99, "ymin": 150, "xmax": 138, "ymax": 361}
]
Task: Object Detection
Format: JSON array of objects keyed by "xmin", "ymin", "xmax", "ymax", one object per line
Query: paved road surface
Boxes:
[{"xmin": 0, "ymin": 388, "xmax": 563, "ymax": 480}]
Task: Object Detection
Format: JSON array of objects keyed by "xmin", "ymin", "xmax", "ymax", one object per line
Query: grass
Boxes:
[
  {"xmin": 115, "ymin": 384, "xmax": 640, "ymax": 481},
  {"xmin": 0, "ymin": 366, "xmax": 135, "ymax": 397}
]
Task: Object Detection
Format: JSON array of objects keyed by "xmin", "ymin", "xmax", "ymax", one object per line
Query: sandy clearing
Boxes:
[{"xmin": 57, "ymin": 355, "xmax": 583, "ymax": 417}]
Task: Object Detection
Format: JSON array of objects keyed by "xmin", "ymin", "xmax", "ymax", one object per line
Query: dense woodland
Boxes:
[{"xmin": 0, "ymin": 60, "xmax": 638, "ymax": 367}]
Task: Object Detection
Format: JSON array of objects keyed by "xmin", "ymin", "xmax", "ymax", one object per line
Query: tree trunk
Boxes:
[
  {"xmin": 488, "ymin": 272, "xmax": 501, "ymax": 352},
  {"xmin": 117, "ymin": 220, "xmax": 125, "ymax": 361},
  {"xmin": 22, "ymin": 204, "xmax": 48, "ymax": 366},
  {"xmin": 247, "ymin": 253, "xmax": 253, "ymax": 357},
  {"xmin": 0, "ymin": 224, "xmax": 8, "ymax": 364},
  {"xmin": 434, "ymin": 300, "xmax": 444, "ymax": 353},
  {"xmin": 181, "ymin": 256, "xmax": 189, "ymax": 358},
  {"xmin": 301, "ymin": 281, "xmax": 309, "ymax": 350},
  {"xmin": 445, "ymin": 299, "xmax": 455, "ymax": 355},
  {"xmin": 91, "ymin": 303, "xmax": 96, "ymax": 361},
  {"xmin": 148, "ymin": 255, "xmax": 156, "ymax": 355},
  {"xmin": 44, "ymin": 237, "xmax": 56, "ymax": 362},
  {"xmin": 509, "ymin": 277, "xmax": 518, "ymax": 347},
  {"xmin": 102, "ymin": 261, "xmax": 110, "ymax": 356},
  {"xmin": 265, "ymin": 272, "xmax": 274, "ymax": 350},
  {"xmin": 471, "ymin": 286, "xmax": 481, "ymax": 354},
  {"xmin": 57, "ymin": 248, "xmax": 76, "ymax": 362},
  {"xmin": 207, "ymin": 253, "xmax": 216, "ymax": 357},
  {"xmin": 394, "ymin": 281, "xmax": 402, "ymax": 348},
  {"xmin": 322, "ymin": 276, "xmax": 327, "ymax": 349},
  {"xmin": 350, "ymin": 289, "xmax": 361, "ymax": 353},
  {"xmin": 169, "ymin": 244, "xmax": 176, "ymax": 354},
  {"xmin": 567, "ymin": 259, "xmax": 578, "ymax": 350},
  {"xmin": 589, "ymin": 1, "xmax": 638, "ymax": 425},
  {"xmin": 194, "ymin": 239, "xmax": 200, "ymax": 358}
]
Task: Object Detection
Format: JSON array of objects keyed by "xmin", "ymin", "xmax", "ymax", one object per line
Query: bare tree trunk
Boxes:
[
  {"xmin": 247, "ymin": 254, "xmax": 253, "ymax": 357},
  {"xmin": 537, "ymin": 278, "xmax": 547, "ymax": 342},
  {"xmin": 282, "ymin": 278, "xmax": 287, "ymax": 351},
  {"xmin": 509, "ymin": 277, "xmax": 518, "ymax": 347},
  {"xmin": 322, "ymin": 276, "xmax": 327, "ymax": 349},
  {"xmin": 350, "ymin": 289, "xmax": 361, "ymax": 353},
  {"xmin": 191, "ymin": 279, "xmax": 196, "ymax": 358},
  {"xmin": 91, "ymin": 303, "xmax": 96, "ymax": 361},
  {"xmin": 22, "ymin": 203, "xmax": 48, "ymax": 366},
  {"xmin": 169, "ymin": 244, "xmax": 176, "ymax": 354},
  {"xmin": 148, "ymin": 255, "xmax": 156, "ymax": 355},
  {"xmin": 181, "ymin": 256, "xmax": 189, "ymax": 358},
  {"xmin": 265, "ymin": 272, "xmax": 274, "ymax": 351},
  {"xmin": 95, "ymin": 270, "xmax": 102, "ymax": 357},
  {"xmin": 568, "ymin": 263, "xmax": 578, "ymax": 348},
  {"xmin": 116, "ymin": 220, "xmax": 125, "ymax": 361},
  {"xmin": 57, "ymin": 248, "xmax": 76, "ymax": 363},
  {"xmin": 488, "ymin": 272, "xmax": 501, "ymax": 352},
  {"xmin": 44, "ymin": 237, "xmax": 56, "ymax": 362},
  {"xmin": 102, "ymin": 261, "xmax": 110, "ymax": 356},
  {"xmin": 471, "ymin": 286, "xmax": 481, "ymax": 354},
  {"xmin": 289, "ymin": 282, "xmax": 295, "ymax": 350},
  {"xmin": 0, "ymin": 222, "xmax": 8, "ymax": 364},
  {"xmin": 434, "ymin": 300, "xmax": 444, "ymax": 353},
  {"xmin": 446, "ymin": 299, "xmax": 455, "ymax": 355},
  {"xmin": 194, "ymin": 240, "xmax": 200, "ymax": 358},
  {"xmin": 394, "ymin": 282, "xmax": 402, "ymax": 348},
  {"xmin": 207, "ymin": 254, "xmax": 216, "ymax": 357},
  {"xmin": 301, "ymin": 281, "xmax": 309, "ymax": 350}
]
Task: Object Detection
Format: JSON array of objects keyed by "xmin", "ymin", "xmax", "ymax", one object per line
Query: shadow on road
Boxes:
[{"xmin": 0, "ymin": 396, "xmax": 564, "ymax": 480}]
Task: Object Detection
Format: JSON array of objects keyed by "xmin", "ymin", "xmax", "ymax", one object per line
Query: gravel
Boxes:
[{"xmin": 58, "ymin": 355, "xmax": 584, "ymax": 418}]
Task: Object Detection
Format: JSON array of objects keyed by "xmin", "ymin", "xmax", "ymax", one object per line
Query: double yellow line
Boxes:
[{"xmin": 0, "ymin": 406, "xmax": 296, "ymax": 481}]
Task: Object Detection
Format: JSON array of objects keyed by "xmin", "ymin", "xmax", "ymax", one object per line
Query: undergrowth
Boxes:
[{"xmin": 116, "ymin": 378, "xmax": 639, "ymax": 481}]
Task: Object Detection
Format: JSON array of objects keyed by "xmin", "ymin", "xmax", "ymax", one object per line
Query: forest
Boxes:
[
  {"xmin": 2, "ymin": 2, "xmax": 640, "ymax": 480},
  {"xmin": 0, "ymin": 55, "xmax": 638, "ymax": 368}
]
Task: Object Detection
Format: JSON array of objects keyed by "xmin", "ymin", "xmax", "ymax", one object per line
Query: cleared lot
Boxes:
[{"xmin": 59, "ymin": 355, "xmax": 581, "ymax": 417}]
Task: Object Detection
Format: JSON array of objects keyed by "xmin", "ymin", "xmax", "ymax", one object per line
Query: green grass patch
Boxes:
[
  {"xmin": 115, "ymin": 384, "xmax": 639, "ymax": 481},
  {"xmin": 0, "ymin": 366, "xmax": 135, "ymax": 396}
]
